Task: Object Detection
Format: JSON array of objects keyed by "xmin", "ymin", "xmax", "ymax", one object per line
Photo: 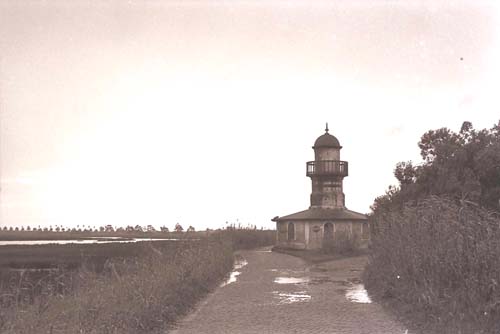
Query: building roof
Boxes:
[
  {"xmin": 313, "ymin": 124, "xmax": 341, "ymax": 149},
  {"xmin": 273, "ymin": 208, "xmax": 368, "ymax": 222}
]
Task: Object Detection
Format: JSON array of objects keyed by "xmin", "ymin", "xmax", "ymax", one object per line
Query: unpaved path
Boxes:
[{"xmin": 171, "ymin": 248, "xmax": 407, "ymax": 334}]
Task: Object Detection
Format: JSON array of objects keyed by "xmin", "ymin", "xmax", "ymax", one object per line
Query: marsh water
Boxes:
[{"xmin": 0, "ymin": 237, "xmax": 178, "ymax": 246}]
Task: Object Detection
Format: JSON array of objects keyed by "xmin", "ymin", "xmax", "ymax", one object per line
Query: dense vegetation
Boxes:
[
  {"xmin": 365, "ymin": 121, "xmax": 500, "ymax": 333},
  {"xmin": 0, "ymin": 230, "xmax": 275, "ymax": 334}
]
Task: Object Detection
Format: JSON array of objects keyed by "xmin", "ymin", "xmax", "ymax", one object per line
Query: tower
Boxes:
[
  {"xmin": 273, "ymin": 124, "xmax": 369, "ymax": 250},
  {"xmin": 307, "ymin": 123, "xmax": 348, "ymax": 209}
]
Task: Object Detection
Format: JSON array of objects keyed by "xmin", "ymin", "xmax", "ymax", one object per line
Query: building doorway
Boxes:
[
  {"xmin": 287, "ymin": 222, "xmax": 295, "ymax": 241},
  {"xmin": 324, "ymin": 223, "xmax": 334, "ymax": 241}
]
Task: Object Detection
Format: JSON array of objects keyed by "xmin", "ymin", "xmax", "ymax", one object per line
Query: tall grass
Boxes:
[
  {"xmin": 1, "ymin": 239, "xmax": 233, "ymax": 334},
  {"xmin": 364, "ymin": 196, "xmax": 500, "ymax": 334},
  {"xmin": 0, "ymin": 229, "xmax": 275, "ymax": 334},
  {"xmin": 214, "ymin": 229, "xmax": 275, "ymax": 250}
]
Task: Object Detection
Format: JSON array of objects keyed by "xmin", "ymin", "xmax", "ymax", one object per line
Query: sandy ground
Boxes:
[{"xmin": 170, "ymin": 247, "xmax": 407, "ymax": 334}]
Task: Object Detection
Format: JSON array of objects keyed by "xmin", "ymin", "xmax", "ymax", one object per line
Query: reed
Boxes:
[
  {"xmin": 0, "ymin": 230, "xmax": 275, "ymax": 333},
  {"xmin": 364, "ymin": 196, "xmax": 500, "ymax": 334}
]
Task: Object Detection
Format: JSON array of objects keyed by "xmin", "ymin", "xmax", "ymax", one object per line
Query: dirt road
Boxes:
[{"xmin": 171, "ymin": 248, "xmax": 407, "ymax": 334}]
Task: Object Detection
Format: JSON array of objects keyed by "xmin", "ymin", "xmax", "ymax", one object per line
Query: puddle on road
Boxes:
[
  {"xmin": 220, "ymin": 257, "xmax": 248, "ymax": 287},
  {"xmin": 345, "ymin": 284, "xmax": 372, "ymax": 303},
  {"xmin": 274, "ymin": 277, "xmax": 310, "ymax": 284},
  {"xmin": 272, "ymin": 268, "xmax": 371, "ymax": 304},
  {"xmin": 254, "ymin": 250, "xmax": 272, "ymax": 253},
  {"xmin": 274, "ymin": 275, "xmax": 347, "ymax": 285},
  {"xmin": 272, "ymin": 291, "xmax": 311, "ymax": 304}
]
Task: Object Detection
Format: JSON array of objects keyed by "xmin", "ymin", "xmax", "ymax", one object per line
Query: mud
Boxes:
[{"xmin": 172, "ymin": 248, "xmax": 407, "ymax": 334}]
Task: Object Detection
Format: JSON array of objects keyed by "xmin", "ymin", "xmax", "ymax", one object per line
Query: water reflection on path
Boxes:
[
  {"xmin": 220, "ymin": 257, "xmax": 248, "ymax": 287},
  {"xmin": 272, "ymin": 291, "xmax": 311, "ymax": 305},
  {"xmin": 345, "ymin": 284, "xmax": 372, "ymax": 303},
  {"xmin": 274, "ymin": 277, "xmax": 310, "ymax": 284},
  {"xmin": 272, "ymin": 268, "xmax": 372, "ymax": 304}
]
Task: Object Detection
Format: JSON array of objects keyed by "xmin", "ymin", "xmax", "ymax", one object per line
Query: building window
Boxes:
[{"xmin": 287, "ymin": 222, "xmax": 295, "ymax": 241}]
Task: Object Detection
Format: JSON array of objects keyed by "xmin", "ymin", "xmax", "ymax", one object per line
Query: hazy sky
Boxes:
[{"xmin": 1, "ymin": 0, "xmax": 499, "ymax": 230}]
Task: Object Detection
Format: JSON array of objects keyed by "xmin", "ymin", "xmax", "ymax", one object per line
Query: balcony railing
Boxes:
[{"xmin": 306, "ymin": 160, "xmax": 348, "ymax": 177}]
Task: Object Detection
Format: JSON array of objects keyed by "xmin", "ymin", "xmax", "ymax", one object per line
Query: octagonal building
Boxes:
[{"xmin": 272, "ymin": 125, "xmax": 369, "ymax": 250}]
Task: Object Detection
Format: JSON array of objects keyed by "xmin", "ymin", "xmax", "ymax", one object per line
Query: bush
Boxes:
[
  {"xmin": 213, "ymin": 229, "xmax": 275, "ymax": 250},
  {"xmin": 322, "ymin": 230, "xmax": 360, "ymax": 255},
  {"xmin": 364, "ymin": 196, "xmax": 500, "ymax": 334}
]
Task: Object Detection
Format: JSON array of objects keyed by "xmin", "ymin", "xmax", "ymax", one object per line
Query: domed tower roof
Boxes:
[{"xmin": 313, "ymin": 123, "xmax": 341, "ymax": 149}]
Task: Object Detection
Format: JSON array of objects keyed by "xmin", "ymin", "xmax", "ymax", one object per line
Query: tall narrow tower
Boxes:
[
  {"xmin": 273, "ymin": 124, "xmax": 368, "ymax": 250},
  {"xmin": 306, "ymin": 123, "xmax": 348, "ymax": 209}
]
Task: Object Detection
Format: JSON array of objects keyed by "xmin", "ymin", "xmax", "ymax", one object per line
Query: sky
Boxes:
[{"xmin": 1, "ymin": 0, "xmax": 500, "ymax": 230}]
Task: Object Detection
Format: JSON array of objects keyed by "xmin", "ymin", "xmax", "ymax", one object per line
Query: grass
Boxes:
[
  {"xmin": 213, "ymin": 229, "xmax": 275, "ymax": 250},
  {"xmin": 0, "ymin": 230, "xmax": 275, "ymax": 334},
  {"xmin": 364, "ymin": 196, "xmax": 500, "ymax": 334}
]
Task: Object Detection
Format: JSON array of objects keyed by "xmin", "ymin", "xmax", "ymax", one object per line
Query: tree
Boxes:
[
  {"xmin": 371, "ymin": 120, "xmax": 500, "ymax": 233},
  {"xmin": 187, "ymin": 225, "xmax": 195, "ymax": 232},
  {"xmin": 160, "ymin": 226, "xmax": 169, "ymax": 232},
  {"xmin": 174, "ymin": 223, "xmax": 183, "ymax": 232}
]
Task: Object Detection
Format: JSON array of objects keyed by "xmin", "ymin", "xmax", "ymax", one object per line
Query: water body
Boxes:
[{"xmin": 0, "ymin": 238, "xmax": 178, "ymax": 246}]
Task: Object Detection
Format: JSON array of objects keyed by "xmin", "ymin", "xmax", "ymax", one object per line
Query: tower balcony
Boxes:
[{"xmin": 306, "ymin": 160, "xmax": 348, "ymax": 177}]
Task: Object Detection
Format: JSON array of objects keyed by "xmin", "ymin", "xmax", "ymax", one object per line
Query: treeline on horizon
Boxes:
[
  {"xmin": 365, "ymin": 120, "xmax": 500, "ymax": 334},
  {"xmin": 0, "ymin": 221, "xmax": 267, "ymax": 234}
]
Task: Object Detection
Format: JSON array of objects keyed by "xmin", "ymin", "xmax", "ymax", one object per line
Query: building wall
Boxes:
[
  {"xmin": 276, "ymin": 221, "xmax": 307, "ymax": 249},
  {"xmin": 276, "ymin": 221, "xmax": 287, "ymax": 244},
  {"xmin": 306, "ymin": 222, "xmax": 323, "ymax": 249},
  {"xmin": 310, "ymin": 178, "xmax": 345, "ymax": 208},
  {"xmin": 314, "ymin": 147, "xmax": 340, "ymax": 161},
  {"xmin": 277, "ymin": 220, "xmax": 370, "ymax": 250}
]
